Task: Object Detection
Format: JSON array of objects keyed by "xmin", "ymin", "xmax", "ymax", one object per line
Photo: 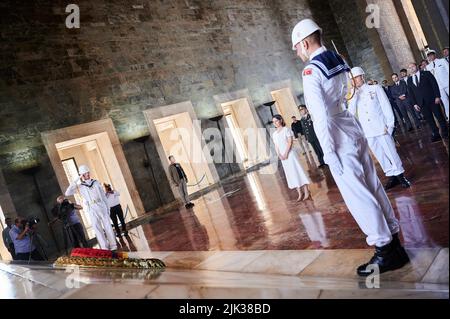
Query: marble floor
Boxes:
[
  {"xmin": 0, "ymin": 128, "xmax": 448, "ymax": 299},
  {"xmin": 124, "ymin": 128, "xmax": 449, "ymax": 252}
]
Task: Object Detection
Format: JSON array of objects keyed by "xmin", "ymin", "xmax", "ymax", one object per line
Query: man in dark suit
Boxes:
[
  {"xmin": 298, "ymin": 105, "xmax": 326, "ymax": 168},
  {"xmin": 382, "ymin": 80, "xmax": 402, "ymax": 134},
  {"xmin": 406, "ymin": 62, "xmax": 448, "ymax": 143},
  {"xmin": 390, "ymin": 73, "xmax": 421, "ymax": 132}
]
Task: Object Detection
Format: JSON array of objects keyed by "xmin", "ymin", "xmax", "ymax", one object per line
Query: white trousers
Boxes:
[
  {"xmin": 89, "ymin": 205, "xmax": 117, "ymax": 250},
  {"xmin": 329, "ymin": 138, "xmax": 400, "ymax": 247},
  {"xmin": 440, "ymin": 87, "xmax": 449, "ymax": 119},
  {"xmin": 367, "ymin": 135, "xmax": 405, "ymax": 177}
]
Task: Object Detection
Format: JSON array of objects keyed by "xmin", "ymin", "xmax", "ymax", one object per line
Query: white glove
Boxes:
[
  {"xmin": 324, "ymin": 152, "xmax": 343, "ymax": 176},
  {"xmin": 72, "ymin": 177, "xmax": 82, "ymax": 186},
  {"xmin": 387, "ymin": 126, "xmax": 394, "ymax": 136}
]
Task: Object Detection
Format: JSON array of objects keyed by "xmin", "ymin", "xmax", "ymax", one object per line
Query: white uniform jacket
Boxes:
[
  {"xmin": 348, "ymin": 84, "xmax": 395, "ymax": 138},
  {"xmin": 302, "ymin": 46, "xmax": 365, "ymax": 156},
  {"xmin": 426, "ymin": 58, "xmax": 449, "ymax": 90}
]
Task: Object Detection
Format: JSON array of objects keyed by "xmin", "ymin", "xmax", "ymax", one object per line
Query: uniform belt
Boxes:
[{"xmin": 88, "ymin": 199, "xmax": 102, "ymax": 205}]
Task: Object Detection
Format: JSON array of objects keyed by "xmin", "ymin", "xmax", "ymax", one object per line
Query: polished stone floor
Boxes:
[
  {"xmin": 124, "ymin": 128, "xmax": 449, "ymax": 252},
  {"xmin": 1, "ymin": 128, "xmax": 448, "ymax": 299}
]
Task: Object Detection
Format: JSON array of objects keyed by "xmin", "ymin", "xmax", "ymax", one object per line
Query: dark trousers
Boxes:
[
  {"xmin": 69, "ymin": 223, "xmax": 89, "ymax": 248},
  {"xmin": 15, "ymin": 249, "xmax": 44, "ymax": 261},
  {"xmin": 110, "ymin": 205, "xmax": 127, "ymax": 237},
  {"xmin": 396, "ymin": 100, "xmax": 421, "ymax": 130},
  {"xmin": 8, "ymin": 243, "xmax": 16, "ymax": 260},
  {"xmin": 421, "ymin": 103, "xmax": 449, "ymax": 138},
  {"xmin": 310, "ymin": 140, "xmax": 325, "ymax": 166}
]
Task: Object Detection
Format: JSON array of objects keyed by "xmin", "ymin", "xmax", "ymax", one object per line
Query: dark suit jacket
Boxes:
[
  {"xmin": 389, "ymin": 81, "xmax": 410, "ymax": 104},
  {"xmin": 407, "ymin": 71, "xmax": 441, "ymax": 107}
]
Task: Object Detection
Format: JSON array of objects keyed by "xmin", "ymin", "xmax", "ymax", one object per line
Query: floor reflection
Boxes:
[{"xmin": 119, "ymin": 129, "xmax": 448, "ymax": 251}]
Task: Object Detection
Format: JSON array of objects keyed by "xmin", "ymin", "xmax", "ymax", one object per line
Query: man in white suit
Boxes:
[{"xmin": 348, "ymin": 67, "xmax": 411, "ymax": 190}]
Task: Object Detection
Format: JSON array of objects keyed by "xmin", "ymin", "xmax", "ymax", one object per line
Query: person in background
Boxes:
[
  {"xmin": 442, "ymin": 47, "xmax": 449, "ymax": 63},
  {"xmin": 390, "ymin": 72, "xmax": 421, "ymax": 132},
  {"xmin": 373, "ymin": 80, "xmax": 379, "ymax": 85},
  {"xmin": 349, "ymin": 67, "xmax": 411, "ymax": 190},
  {"xmin": 50, "ymin": 196, "xmax": 89, "ymax": 248},
  {"xmin": 9, "ymin": 217, "xmax": 44, "ymax": 261},
  {"xmin": 420, "ymin": 59, "xmax": 429, "ymax": 71},
  {"xmin": 291, "ymin": 115, "xmax": 311, "ymax": 155},
  {"xmin": 2, "ymin": 217, "xmax": 15, "ymax": 260},
  {"xmin": 104, "ymin": 184, "xmax": 128, "ymax": 238},
  {"xmin": 426, "ymin": 49, "xmax": 449, "ymax": 119},
  {"xmin": 298, "ymin": 105, "xmax": 326, "ymax": 168},
  {"xmin": 169, "ymin": 156, "xmax": 195, "ymax": 209},
  {"xmin": 272, "ymin": 114, "xmax": 311, "ymax": 201},
  {"xmin": 382, "ymin": 79, "xmax": 403, "ymax": 135},
  {"xmin": 406, "ymin": 62, "xmax": 448, "ymax": 143}
]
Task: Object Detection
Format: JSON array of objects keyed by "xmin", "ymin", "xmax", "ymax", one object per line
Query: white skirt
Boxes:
[{"xmin": 281, "ymin": 147, "xmax": 310, "ymax": 189}]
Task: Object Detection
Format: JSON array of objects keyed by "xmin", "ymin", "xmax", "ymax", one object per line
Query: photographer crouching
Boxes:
[
  {"xmin": 50, "ymin": 195, "xmax": 89, "ymax": 249},
  {"xmin": 9, "ymin": 217, "xmax": 44, "ymax": 261}
]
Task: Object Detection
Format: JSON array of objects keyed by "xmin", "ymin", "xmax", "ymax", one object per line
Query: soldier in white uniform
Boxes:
[
  {"xmin": 65, "ymin": 165, "xmax": 117, "ymax": 251},
  {"xmin": 348, "ymin": 67, "xmax": 411, "ymax": 190},
  {"xmin": 291, "ymin": 19, "xmax": 409, "ymax": 276},
  {"xmin": 426, "ymin": 49, "xmax": 449, "ymax": 119}
]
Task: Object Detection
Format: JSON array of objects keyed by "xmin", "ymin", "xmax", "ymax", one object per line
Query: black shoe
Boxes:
[
  {"xmin": 384, "ymin": 176, "xmax": 399, "ymax": 190},
  {"xmin": 397, "ymin": 174, "xmax": 411, "ymax": 188},
  {"xmin": 357, "ymin": 242, "xmax": 409, "ymax": 277},
  {"xmin": 391, "ymin": 233, "xmax": 410, "ymax": 265},
  {"xmin": 123, "ymin": 230, "xmax": 128, "ymax": 237},
  {"xmin": 318, "ymin": 164, "xmax": 327, "ymax": 169},
  {"xmin": 431, "ymin": 135, "xmax": 442, "ymax": 143}
]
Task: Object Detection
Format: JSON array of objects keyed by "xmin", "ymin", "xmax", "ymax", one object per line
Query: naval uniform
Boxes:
[
  {"xmin": 302, "ymin": 46, "xmax": 399, "ymax": 247},
  {"xmin": 348, "ymin": 84, "xmax": 405, "ymax": 177},
  {"xmin": 426, "ymin": 58, "xmax": 449, "ymax": 119},
  {"xmin": 299, "ymin": 114, "xmax": 325, "ymax": 166},
  {"xmin": 66, "ymin": 179, "xmax": 117, "ymax": 250}
]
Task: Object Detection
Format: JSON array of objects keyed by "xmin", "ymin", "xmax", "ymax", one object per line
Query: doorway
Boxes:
[
  {"xmin": 271, "ymin": 87, "xmax": 301, "ymax": 128},
  {"xmin": 153, "ymin": 112, "xmax": 214, "ymax": 195},
  {"xmin": 220, "ymin": 98, "xmax": 268, "ymax": 169},
  {"xmin": 54, "ymin": 132, "xmax": 138, "ymax": 239},
  {"xmin": 143, "ymin": 101, "xmax": 220, "ymax": 201},
  {"xmin": 0, "ymin": 205, "xmax": 10, "ymax": 260}
]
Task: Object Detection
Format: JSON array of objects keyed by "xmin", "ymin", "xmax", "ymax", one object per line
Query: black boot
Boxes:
[
  {"xmin": 397, "ymin": 174, "xmax": 411, "ymax": 188},
  {"xmin": 357, "ymin": 241, "xmax": 408, "ymax": 277},
  {"xmin": 391, "ymin": 233, "xmax": 410, "ymax": 265},
  {"xmin": 384, "ymin": 176, "xmax": 399, "ymax": 190},
  {"xmin": 431, "ymin": 134, "xmax": 442, "ymax": 143}
]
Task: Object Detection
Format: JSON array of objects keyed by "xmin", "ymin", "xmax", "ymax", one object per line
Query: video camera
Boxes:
[
  {"xmin": 21, "ymin": 216, "xmax": 40, "ymax": 228},
  {"xmin": 57, "ymin": 199, "xmax": 75, "ymax": 224}
]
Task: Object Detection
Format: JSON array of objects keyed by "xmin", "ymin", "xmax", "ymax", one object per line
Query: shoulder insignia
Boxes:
[{"xmin": 303, "ymin": 68, "xmax": 313, "ymax": 76}]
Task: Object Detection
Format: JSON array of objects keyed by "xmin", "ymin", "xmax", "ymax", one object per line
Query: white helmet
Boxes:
[
  {"xmin": 78, "ymin": 165, "xmax": 90, "ymax": 175},
  {"xmin": 350, "ymin": 67, "xmax": 365, "ymax": 78},
  {"xmin": 291, "ymin": 19, "xmax": 322, "ymax": 50}
]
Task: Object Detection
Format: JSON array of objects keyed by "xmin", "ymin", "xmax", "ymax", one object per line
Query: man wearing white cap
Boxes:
[
  {"xmin": 348, "ymin": 66, "xmax": 411, "ymax": 190},
  {"xmin": 291, "ymin": 19, "xmax": 409, "ymax": 276},
  {"xmin": 426, "ymin": 49, "xmax": 449, "ymax": 119},
  {"xmin": 65, "ymin": 165, "xmax": 117, "ymax": 251}
]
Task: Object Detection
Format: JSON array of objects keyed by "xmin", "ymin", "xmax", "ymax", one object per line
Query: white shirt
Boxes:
[
  {"xmin": 348, "ymin": 84, "xmax": 395, "ymax": 138},
  {"xmin": 302, "ymin": 47, "xmax": 365, "ymax": 155},
  {"xmin": 105, "ymin": 190, "xmax": 121, "ymax": 208},
  {"xmin": 426, "ymin": 58, "xmax": 449, "ymax": 89}
]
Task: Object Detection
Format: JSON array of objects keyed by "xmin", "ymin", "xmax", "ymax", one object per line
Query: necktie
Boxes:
[{"xmin": 414, "ymin": 75, "xmax": 419, "ymax": 86}]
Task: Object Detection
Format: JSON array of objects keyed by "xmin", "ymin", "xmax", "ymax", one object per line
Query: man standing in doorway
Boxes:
[
  {"xmin": 169, "ymin": 156, "xmax": 195, "ymax": 209},
  {"xmin": 291, "ymin": 116, "xmax": 311, "ymax": 155},
  {"xmin": 291, "ymin": 19, "xmax": 409, "ymax": 276}
]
